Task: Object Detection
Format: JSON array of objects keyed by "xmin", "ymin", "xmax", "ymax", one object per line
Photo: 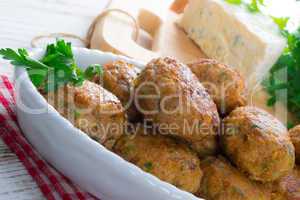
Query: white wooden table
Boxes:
[
  {"xmin": 1, "ymin": 0, "xmax": 299, "ymax": 199},
  {"xmin": 0, "ymin": 0, "xmax": 109, "ymax": 199}
]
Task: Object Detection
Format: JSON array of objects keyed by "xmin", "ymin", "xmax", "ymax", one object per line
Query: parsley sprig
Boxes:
[
  {"xmin": 224, "ymin": 0, "xmax": 298, "ymax": 125},
  {"xmin": 272, "ymin": 17, "xmax": 290, "ymax": 31},
  {"xmin": 225, "ymin": 0, "xmax": 264, "ymax": 12},
  {"xmin": 225, "ymin": 0, "xmax": 242, "ymax": 5},
  {"xmin": 0, "ymin": 40, "xmax": 102, "ymax": 92},
  {"xmin": 263, "ymin": 27, "xmax": 300, "ymax": 122},
  {"xmin": 247, "ymin": 0, "xmax": 265, "ymax": 13}
]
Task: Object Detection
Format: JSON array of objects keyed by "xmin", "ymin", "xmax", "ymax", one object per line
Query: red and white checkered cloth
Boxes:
[{"xmin": 0, "ymin": 75, "xmax": 99, "ymax": 200}]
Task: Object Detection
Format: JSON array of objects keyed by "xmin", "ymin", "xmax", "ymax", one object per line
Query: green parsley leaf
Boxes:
[
  {"xmin": 272, "ymin": 17, "xmax": 289, "ymax": 31},
  {"xmin": 0, "ymin": 39, "xmax": 103, "ymax": 92},
  {"xmin": 264, "ymin": 27, "xmax": 300, "ymax": 121},
  {"xmin": 144, "ymin": 162, "xmax": 153, "ymax": 172},
  {"xmin": 257, "ymin": 0, "xmax": 264, "ymax": 5},
  {"xmin": 74, "ymin": 110, "xmax": 81, "ymax": 118},
  {"xmin": 287, "ymin": 121, "xmax": 295, "ymax": 129},
  {"xmin": 0, "ymin": 48, "xmax": 49, "ymax": 69},
  {"xmin": 267, "ymin": 96, "xmax": 276, "ymax": 107},
  {"xmin": 84, "ymin": 64, "xmax": 103, "ymax": 80},
  {"xmin": 247, "ymin": 0, "xmax": 260, "ymax": 12},
  {"xmin": 225, "ymin": 0, "xmax": 242, "ymax": 5},
  {"xmin": 0, "ymin": 48, "xmax": 49, "ymax": 87}
]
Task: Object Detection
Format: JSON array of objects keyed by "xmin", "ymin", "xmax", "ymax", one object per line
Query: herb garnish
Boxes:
[
  {"xmin": 84, "ymin": 64, "xmax": 103, "ymax": 80},
  {"xmin": 0, "ymin": 39, "xmax": 103, "ymax": 92},
  {"xmin": 263, "ymin": 27, "xmax": 300, "ymax": 123},
  {"xmin": 225, "ymin": 0, "xmax": 264, "ymax": 12},
  {"xmin": 272, "ymin": 17, "xmax": 290, "ymax": 31},
  {"xmin": 225, "ymin": 0, "xmax": 242, "ymax": 5},
  {"xmin": 247, "ymin": 0, "xmax": 264, "ymax": 13},
  {"xmin": 144, "ymin": 162, "xmax": 153, "ymax": 172},
  {"xmin": 74, "ymin": 110, "xmax": 81, "ymax": 118},
  {"xmin": 223, "ymin": 0, "xmax": 299, "ymax": 125}
]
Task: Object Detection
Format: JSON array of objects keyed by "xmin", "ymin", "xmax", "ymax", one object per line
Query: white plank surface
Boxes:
[
  {"xmin": 0, "ymin": 0, "xmax": 299, "ymax": 199},
  {"xmin": 0, "ymin": 0, "xmax": 109, "ymax": 199}
]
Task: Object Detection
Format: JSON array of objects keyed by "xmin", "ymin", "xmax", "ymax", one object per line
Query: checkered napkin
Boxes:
[{"xmin": 0, "ymin": 75, "xmax": 98, "ymax": 200}]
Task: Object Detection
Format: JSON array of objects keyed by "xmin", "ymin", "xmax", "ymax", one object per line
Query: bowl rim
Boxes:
[{"xmin": 14, "ymin": 47, "xmax": 202, "ymax": 200}]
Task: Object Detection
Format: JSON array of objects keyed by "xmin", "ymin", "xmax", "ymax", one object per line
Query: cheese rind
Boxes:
[{"xmin": 179, "ymin": 0, "xmax": 286, "ymax": 87}]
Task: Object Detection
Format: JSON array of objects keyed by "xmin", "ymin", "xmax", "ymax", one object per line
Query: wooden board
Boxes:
[
  {"xmin": 90, "ymin": 0, "xmax": 205, "ymax": 63},
  {"xmin": 151, "ymin": 11, "xmax": 206, "ymax": 63}
]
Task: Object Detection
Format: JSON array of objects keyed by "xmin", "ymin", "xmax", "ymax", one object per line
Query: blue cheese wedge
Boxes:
[{"xmin": 178, "ymin": 0, "xmax": 286, "ymax": 87}]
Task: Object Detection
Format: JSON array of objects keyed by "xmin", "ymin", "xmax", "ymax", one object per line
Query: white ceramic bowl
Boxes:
[{"xmin": 14, "ymin": 48, "xmax": 202, "ymax": 200}]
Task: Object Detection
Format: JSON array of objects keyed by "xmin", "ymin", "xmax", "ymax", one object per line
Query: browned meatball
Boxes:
[
  {"xmin": 44, "ymin": 80, "xmax": 126, "ymax": 149},
  {"xmin": 114, "ymin": 130, "xmax": 202, "ymax": 194},
  {"xmin": 199, "ymin": 156, "xmax": 270, "ymax": 200},
  {"xmin": 134, "ymin": 57, "xmax": 220, "ymax": 157},
  {"xmin": 188, "ymin": 59, "xmax": 247, "ymax": 115},
  {"xmin": 222, "ymin": 106, "xmax": 295, "ymax": 182},
  {"xmin": 93, "ymin": 60, "xmax": 141, "ymax": 122},
  {"xmin": 271, "ymin": 166, "xmax": 300, "ymax": 200},
  {"xmin": 289, "ymin": 125, "xmax": 300, "ymax": 164}
]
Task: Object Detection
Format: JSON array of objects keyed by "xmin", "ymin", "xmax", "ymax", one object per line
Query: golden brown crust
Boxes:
[
  {"xmin": 289, "ymin": 125, "xmax": 300, "ymax": 164},
  {"xmin": 188, "ymin": 58, "xmax": 247, "ymax": 115},
  {"xmin": 44, "ymin": 81, "xmax": 126, "ymax": 149},
  {"xmin": 199, "ymin": 156, "xmax": 270, "ymax": 200},
  {"xmin": 134, "ymin": 57, "xmax": 220, "ymax": 157},
  {"xmin": 114, "ymin": 129, "xmax": 202, "ymax": 194},
  {"xmin": 93, "ymin": 60, "xmax": 141, "ymax": 122},
  {"xmin": 222, "ymin": 106, "xmax": 295, "ymax": 182},
  {"xmin": 271, "ymin": 166, "xmax": 300, "ymax": 200}
]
